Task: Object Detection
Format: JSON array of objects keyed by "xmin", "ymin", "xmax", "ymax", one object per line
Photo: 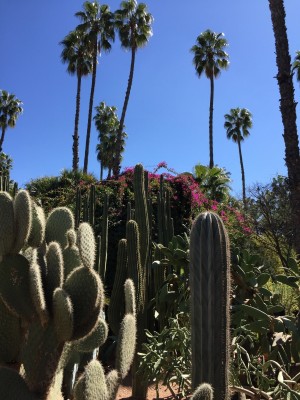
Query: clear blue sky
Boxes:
[{"xmin": 1, "ymin": 1, "xmax": 300, "ymax": 198}]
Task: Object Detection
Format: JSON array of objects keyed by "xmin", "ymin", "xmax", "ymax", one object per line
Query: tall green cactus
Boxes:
[
  {"xmin": 190, "ymin": 212, "xmax": 231, "ymax": 400},
  {"xmin": 99, "ymin": 193, "xmax": 109, "ymax": 282}
]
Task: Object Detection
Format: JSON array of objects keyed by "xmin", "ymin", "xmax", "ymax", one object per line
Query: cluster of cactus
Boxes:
[
  {"xmin": 189, "ymin": 211, "xmax": 231, "ymax": 400},
  {"xmin": 0, "ymin": 189, "xmax": 136, "ymax": 400}
]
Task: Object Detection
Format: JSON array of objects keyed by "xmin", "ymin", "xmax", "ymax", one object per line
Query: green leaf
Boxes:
[
  {"xmin": 240, "ymin": 304, "xmax": 271, "ymax": 322},
  {"xmin": 287, "ymin": 257, "xmax": 299, "ymax": 275},
  {"xmin": 268, "ymin": 305, "xmax": 285, "ymax": 315},
  {"xmin": 274, "ymin": 274, "xmax": 299, "ymax": 288},
  {"xmin": 259, "ymin": 287, "xmax": 273, "ymax": 298},
  {"xmin": 257, "ymin": 273, "xmax": 270, "ymax": 286}
]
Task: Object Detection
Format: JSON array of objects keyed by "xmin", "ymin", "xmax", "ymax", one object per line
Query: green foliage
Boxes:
[
  {"xmin": 0, "ymin": 90, "xmax": 23, "ymax": 153},
  {"xmin": 231, "ymin": 246, "xmax": 300, "ymax": 397},
  {"xmin": 94, "ymin": 101, "xmax": 127, "ymax": 180},
  {"xmin": 193, "ymin": 163, "xmax": 231, "ymax": 202},
  {"xmin": 248, "ymin": 175, "xmax": 294, "ymax": 270},
  {"xmin": 152, "ymin": 234, "xmax": 190, "ymax": 329},
  {"xmin": 139, "ymin": 316, "xmax": 192, "ymax": 399}
]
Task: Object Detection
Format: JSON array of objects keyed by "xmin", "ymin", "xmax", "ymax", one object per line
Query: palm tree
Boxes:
[
  {"xmin": 268, "ymin": 0, "xmax": 300, "ymax": 256},
  {"xmin": 113, "ymin": 0, "xmax": 153, "ymax": 176},
  {"xmin": 292, "ymin": 51, "xmax": 300, "ymax": 82},
  {"xmin": 75, "ymin": 1, "xmax": 115, "ymax": 173},
  {"xmin": 191, "ymin": 30, "xmax": 229, "ymax": 169},
  {"xmin": 193, "ymin": 163, "xmax": 231, "ymax": 202},
  {"xmin": 0, "ymin": 90, "xmax": 23, "ymax": 153},
  {"xmin": 94, "ymin": 101, "xmax": 127, "ymax": 179},
  {"xmin": 60, "ymin": 29, "xmax": 93, "ymax": 171},
  {"xmin": 224, "ymin": 108, "xmax": 252, "ymax": 205}
]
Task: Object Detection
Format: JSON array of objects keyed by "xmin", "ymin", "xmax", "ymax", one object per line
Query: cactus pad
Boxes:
[
  {"xmin": 77, "ymin": 222, "xmax": 96, "ymax": 269},
  {"xmin": 46, "ymin": 207, "xmax": 74, "ymax": 249}
]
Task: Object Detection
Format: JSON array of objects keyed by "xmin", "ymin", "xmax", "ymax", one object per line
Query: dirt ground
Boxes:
[{"xmin": 115, "ymin": 376, "xmax": 191, "ymax": 400}]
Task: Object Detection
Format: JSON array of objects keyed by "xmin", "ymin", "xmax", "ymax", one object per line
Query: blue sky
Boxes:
[{"xmin": 1, "ymin": 0, "xmax": 300, "ymax": 198}]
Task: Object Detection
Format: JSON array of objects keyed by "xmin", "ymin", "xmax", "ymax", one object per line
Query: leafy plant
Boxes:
[
  {"xmin": 138, "ymin": 316, "xmax": 191, "ymax": 399},
  {"xmin": 231, "ymin": 246, "xmax": 300, "ymax": 397}
]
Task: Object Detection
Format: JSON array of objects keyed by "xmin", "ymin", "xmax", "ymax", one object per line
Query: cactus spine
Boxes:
[{"xmin": 190, "ymin": 212, "xmax": 231, "ymax": 400}]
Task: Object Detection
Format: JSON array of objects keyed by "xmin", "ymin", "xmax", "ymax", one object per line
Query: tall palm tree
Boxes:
[
  {"xmin": 268, "ymin": 0, "xmax": 300, "ymax": 256},
  {"xmin": 60, "ymin": 29, "xmax": 93, "ymax": 171},
  {"xmin": 292, "ymin": 51, "xmax": 300, "ymax": 82},
  {"xmin": 94, "ymin": 101, "xmax": 127, "ymax": 179},
  {"xmin": 113, "ymin": 0, "xmax": 153, "ymax": 176},
  {"xmin": 75, "ymin": 1, "xmax": 115, "ymax": 173},
  {"xmin": 0, "ymin": 90, "xmax": 23, "ymax": 153},
  {"xmin": 224, "ymin": 108, "xmax": 252, "ymax": 205},
  {"xmin": 191, "ymin": 30, "xmax": 229, "ymax": 169}
]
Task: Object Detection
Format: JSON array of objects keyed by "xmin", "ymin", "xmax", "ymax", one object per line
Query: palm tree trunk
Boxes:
[
  {"xmin": 237, "ymin": 138, "xmax": 246, "ymax": 205},
  {"xmin": 209, "ymin": 75, "xmax": 214, "ymax": 169},
  {"xmin": 83, "ymin": 40, "xmax": 98, "ymax": 173},
  {"xmin": 269, "ymin": 0, "xmax": 300, "ymax": 256},
  {"xmin": 113, "ymin": 47, "xmax": 136, "ymax": 176},
  {"xmin": 73, "ymin": 73, "xmax": 82, "ymax": 171},
  {"xmin": 0, "ymin": 126, "xmax": 6, "ymax": 153}
]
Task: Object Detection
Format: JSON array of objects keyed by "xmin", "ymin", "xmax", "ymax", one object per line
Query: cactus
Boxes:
[
  {"xmin": 99, "ymin": 193, "xmax": 109, "ymax": 282},
  {"xmin": 63, "ymin": 229, "xmax": 82, "ymax": 278},
  {"xmin": 45, "ymin": 207, "xmax": 74, "ymax": 249},
  {"xmin": 28, "ymin": 201, "xmax": 46, "ymax": 248},
  {"xmin": 77, "ymin": 222, "xmax": 96, "ymax": 269},
  {"xmin": 0, "ymin": 191, "xmax": 117, "ymax": 399},
  {"xmin": 108, "ymin": 238, "xmax": 128, "ymax": 336},
  {"xmin": 133, "ymin": 164, "xmax": 150, "ymax": 270},
  {"xmin": 190, "ymin": 212, "xmax": 231, "ymax": 400},
  {"xmin": 191, "ymin": 383, "xmax": 214, "ymax": 400},
  {"xmin": 73, "ymin": 279, "xmax": 137, "ymax": 400}
]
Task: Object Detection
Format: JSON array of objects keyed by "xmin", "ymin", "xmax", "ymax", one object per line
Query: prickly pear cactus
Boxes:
[{"xmin": 0, "ymin": 190, "xmax": 136, "ymax": 400}]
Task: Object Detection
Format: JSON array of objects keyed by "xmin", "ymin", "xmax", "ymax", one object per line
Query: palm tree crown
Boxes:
[
  {"xmin": 94, "ymin": 102, "xmax": 127, "ymax": 179},
  {"xmin": 60, "ymin": 29, "xmax": 93, "ymax": 77},
  {"xmin": 115, "ymin": 0, "xmax": 153, "ymax": 51},
  {"xmin": 191, "ymin": 29, "xmax": 229, "ymax": 79},
  {"xmin": 224, "ymin": 108, "xmax": 252, "ymax": 142},
  {"xmin": 75, "ymin": 2, "xmax": 115, "ymax": 54},
  {"xmin": 193, "ymin": 163, "xmax": 231, "ymax": 202},
  {"xmin": 224, "ymin": 107, "xmax": 252, "ymax": 205},
  {"xmin": 0, "ymin": 90, "xmax": 23, "ymax": 153}
]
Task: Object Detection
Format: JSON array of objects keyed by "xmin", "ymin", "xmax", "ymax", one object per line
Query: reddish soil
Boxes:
[{"xmin": 115, "ymin": 375, "xmax": 191, "ymax": 400}]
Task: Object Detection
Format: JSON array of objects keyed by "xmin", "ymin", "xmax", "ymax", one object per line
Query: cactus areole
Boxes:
[{"xmin": 190, "ymin": 212, "xmax": 231, "ymax": 400}]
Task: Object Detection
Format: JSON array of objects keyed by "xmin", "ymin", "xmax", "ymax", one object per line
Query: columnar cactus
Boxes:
[
  {"xmin": 108, "ymin": 238, "xmax": 128, "ymax": 336},
  {"xmin": 190, "ymin": 212, "xmax": 231, "ymax": 400},
  {"xmin": 99, "ymin": 193, "xmax": 109, "ymax": 282}
]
